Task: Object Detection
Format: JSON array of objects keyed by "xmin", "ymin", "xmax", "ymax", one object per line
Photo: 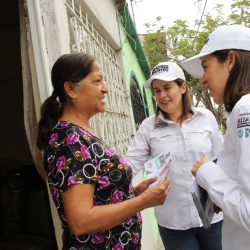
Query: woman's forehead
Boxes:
[{"xmin": 152, "ymin": 79, "xmax": 176, "ymax": 87}]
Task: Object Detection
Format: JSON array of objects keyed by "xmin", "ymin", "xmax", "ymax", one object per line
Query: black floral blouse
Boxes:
[{"xmin": 44, "ymin": 121, "xmax": 142, "ymax": 250}]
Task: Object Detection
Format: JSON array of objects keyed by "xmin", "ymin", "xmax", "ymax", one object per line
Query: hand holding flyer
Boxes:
[{"xmin": 144, "ymin": 152, "xmax": 171, "ymax": 186}]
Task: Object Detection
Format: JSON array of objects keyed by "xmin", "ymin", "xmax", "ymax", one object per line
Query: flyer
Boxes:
[
  {"xmin": 191, "ymin": 180, "xmax": 215, "ymax": 228},
  {"xmin": 144, "ymin": 152, "xmax": 171, "ymax": 186}
]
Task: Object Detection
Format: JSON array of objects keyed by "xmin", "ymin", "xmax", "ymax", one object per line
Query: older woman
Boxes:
[{"xmin": 37, "ymin": 53, "xmax": 169, "ymax": 249}]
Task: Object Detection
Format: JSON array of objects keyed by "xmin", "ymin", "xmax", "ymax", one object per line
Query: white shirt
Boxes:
[
  {"xmin": 125, "ymin": 107, "xmax": 223, "ymax": 229},
  {"xmin": 197, "ymin": 94, "xmax": 250, "ymax": 250}
]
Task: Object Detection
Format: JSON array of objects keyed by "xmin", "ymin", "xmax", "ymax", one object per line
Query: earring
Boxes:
[{"xmin": 72, "ymin": 97, "xmax": 77, "ymax": 103}]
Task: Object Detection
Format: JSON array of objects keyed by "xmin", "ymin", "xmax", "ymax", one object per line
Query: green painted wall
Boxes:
[{"xmin": 117, "ymin": 4, "xmax": 155, "ymax": 116}]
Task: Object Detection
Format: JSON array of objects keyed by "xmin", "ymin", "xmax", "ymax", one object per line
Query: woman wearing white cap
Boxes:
[
  {"xmin": 125, "ymin": 61, "xmax": 223, "ymax": 250},
  {"xmin": 181, "ymin": 24, "xmax": 250, "ymax": 250}
]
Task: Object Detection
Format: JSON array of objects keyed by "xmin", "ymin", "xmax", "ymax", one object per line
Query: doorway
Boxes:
[{"xmin": 0, "ymin": 1, "xmax": 57, "ymax": 249}]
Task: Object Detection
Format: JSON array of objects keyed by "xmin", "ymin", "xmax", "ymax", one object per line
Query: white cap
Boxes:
[
  {"xmin": 180, "ymin": 24, "xmax": 250, "ymax": 78},
  {"xmin": 144, "ymin": 61, "xmax": 186, "ymax": 88}
]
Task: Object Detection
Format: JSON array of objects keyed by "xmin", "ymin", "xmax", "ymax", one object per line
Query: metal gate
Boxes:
[{"xmin": 65, "ymin": 0, "xmax": 134, "ymax": 154}]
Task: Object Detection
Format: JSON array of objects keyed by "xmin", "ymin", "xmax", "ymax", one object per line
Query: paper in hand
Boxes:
[{"xmin": 144, "ymin": 152, "xmax": 171, "ymax": 186}]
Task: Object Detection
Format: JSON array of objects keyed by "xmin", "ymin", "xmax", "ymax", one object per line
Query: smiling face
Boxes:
[
  {"xmin": 152, "ymin": 79, "xmax": 186, "ymax": 121},
  {"xmin": 201, "ymin": 54, "xmax": 231, "ymax": 104},
  {"xmin": 71, "ymin": 61, "xmax": 109, "ymax": 116}
]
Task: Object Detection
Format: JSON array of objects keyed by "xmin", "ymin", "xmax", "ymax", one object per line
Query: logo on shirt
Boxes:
[
  {"xmin": 154, "ymin": 120, "xmax": 168, "ymax": 129},
  {"xmin": 237, "ymin": 115, "xmax": 250, "ymax": 128},
  {"xmin": 238, "ymin": 127, "xmax": 250, "ymax": 138},
  {"xmin": 237, "ymin": 114, "xmax": 250, "ymax": 138}
]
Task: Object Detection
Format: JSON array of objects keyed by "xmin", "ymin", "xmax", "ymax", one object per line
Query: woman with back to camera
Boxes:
[
  {"xmin": 37, "ymin": 52, "xmax": 170, "ymax": 249},
  {"xmin": 181, "ymin": 24, "xmax": 250, "ymax": 250},
  {"xmin": 125, "ymin": 61, "xmax": 223, "ymax": 250}
]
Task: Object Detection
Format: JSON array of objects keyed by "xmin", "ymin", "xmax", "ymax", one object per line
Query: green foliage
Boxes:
[
  {"xmin": 143, "ymin": 32, "xmax": 167, "ymax": 68},
  {"xmin": 228, "ymin": 0, "xmax": 250, "ymax": 26},
  {"xmin": 143, "ymin": 17, "xmax": 167, "ymax": 68},
  {"xmin": 142, "ymin": 0, "xmax": 250, "ymax": 128}
]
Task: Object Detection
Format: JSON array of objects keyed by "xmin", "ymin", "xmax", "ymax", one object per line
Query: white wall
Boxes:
[{"xmin": 79, "ymin": 0, "xmax": 121, "ymax": 50}]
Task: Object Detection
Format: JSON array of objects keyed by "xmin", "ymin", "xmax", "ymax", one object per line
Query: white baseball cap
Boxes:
[
  {"xmin": 181, "ymin": 24, "xmax": 250, "ymax": 78},
  {"xmin": 144, "ymin": 61, "xmax": 186, "ymax": 88}
]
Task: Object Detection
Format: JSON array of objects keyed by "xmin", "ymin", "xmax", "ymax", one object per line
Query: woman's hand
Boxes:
[
  {"xmin": 140, "ymin": 177, "xmax": 170, "ymax": 207},
  {"xmin": 191, "ymin": 156, "xmax": 209, "ymax": 177},
  {"xmin": 133, "ymin": 176, "xmax": 157, "ymax": 196},
  {"xmin": 214, "ymin": 204, "xmax": 222, "ymax": 214}
]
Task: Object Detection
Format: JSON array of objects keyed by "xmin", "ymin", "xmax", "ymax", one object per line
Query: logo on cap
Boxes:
[{"xmin": 152, "ymin": 65, "xmax": 169, "ymax": 76}]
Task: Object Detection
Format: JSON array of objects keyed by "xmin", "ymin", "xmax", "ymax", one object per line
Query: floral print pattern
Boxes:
[{"xmin": 44, "ymin": 121, "xmax": 141, "ymax": 249}]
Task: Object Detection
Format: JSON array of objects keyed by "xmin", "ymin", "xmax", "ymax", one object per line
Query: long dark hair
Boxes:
[
  {"xmin": 37, "ymin": 53, "xmax": 96, "ymax": 150},
  {"xmin": 154, "ymin": 78, "xmax": 192, "ymax": 124},
  {"xmin": 212, "ymin": 49, "xmax": 250, "ymax": 112}
]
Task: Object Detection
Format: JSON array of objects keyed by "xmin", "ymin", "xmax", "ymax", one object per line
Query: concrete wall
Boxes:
[{"xmin": 81, "ymin": 0, "xmax": 121, "ymax": 50}]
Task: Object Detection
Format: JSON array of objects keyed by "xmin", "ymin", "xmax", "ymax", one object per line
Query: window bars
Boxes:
[{"xmin": 65, "ymin": 0, "xmax": 133, "ymax": 154}]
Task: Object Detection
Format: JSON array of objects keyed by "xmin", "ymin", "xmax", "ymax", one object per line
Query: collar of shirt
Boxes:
[{"xmin": 154, "ymin": 106, "xmax": 200, "ymax": 129}]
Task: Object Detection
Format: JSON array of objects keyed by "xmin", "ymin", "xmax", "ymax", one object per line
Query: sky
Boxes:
[{"xmin": 128, "ymin": 0, "xmax": 233, "ymax": 34}]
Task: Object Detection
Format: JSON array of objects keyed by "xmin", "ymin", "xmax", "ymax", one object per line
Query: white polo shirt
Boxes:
[
  {"xmin": 196, "ymin": 94, "xmax": 250, "ymax": 250},
  {"xmin": 125, "ymin": 106, "xmax": 223, "ymax": 229}
]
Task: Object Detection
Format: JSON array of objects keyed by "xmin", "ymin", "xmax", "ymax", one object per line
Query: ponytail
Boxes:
[
  {"xmin": 37, "ymin": 92, "xmax": 62, "ymax": 150},
  {"xmin": 37, "ymin": 53, "xmax": 96, "ymax": 150}
]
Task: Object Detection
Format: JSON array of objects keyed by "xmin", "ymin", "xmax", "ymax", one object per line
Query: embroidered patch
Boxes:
[
  {"xmin": 237, "ymin": 113, "xmax": 250, "ymax": 138},
  {"xmin": 238, "ymin": 129, "xmax": 244, "ymax": 138},
  {"xmin": 237, "ymin": 114, "xmax": 250, "ymax": 128},
  {"xmin": 238, "ymin": 127, "xmax": 250, "ymax": 138},
  {"xmin": 154, "ymin": 121, "xmax": 168, "ymax": 129},
  {"xmin": 152, "ymin": 65, "xmax": 169, "ymax": 76}
]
